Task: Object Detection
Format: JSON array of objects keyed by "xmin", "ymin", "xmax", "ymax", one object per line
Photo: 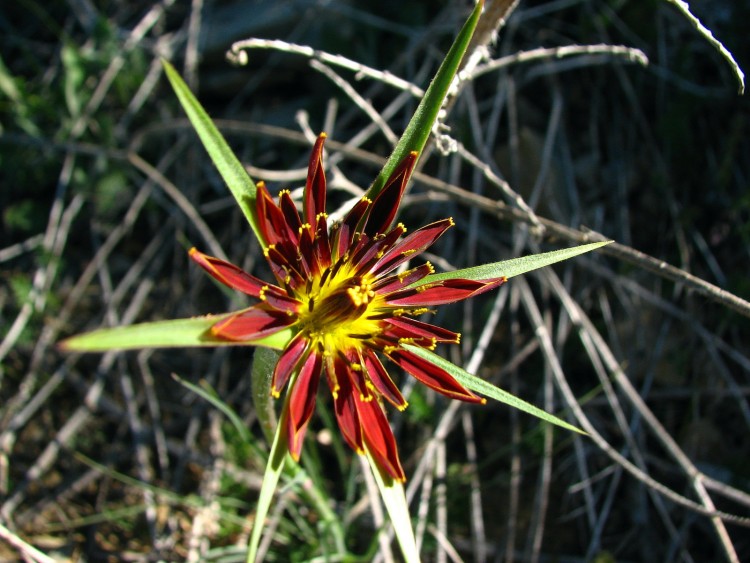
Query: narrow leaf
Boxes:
[
  {"xmin": 59, "ymin": 316, "xmax": 293, "ymax": 352},
  {"xmin": 366, "ymin": 0, "xmax": 484, "ymax": 200},
  {"xmin": 162, "ymin": 60, "xmax": 265, "ymax": 245},
  {"xmin": 171, "ymin": 373, "xmax": 254, "ymax": 446},
  {"xmin": 252, "ymin": 347, "xmax": 281, "ymax": 444},
  {"xmin": 366, "ymin": 447, "xmax": 420, "ymax": 563},
  {"xmin": 402, "ymin": 344, "xmax": 585, "ymax": 435},
  {"xmin": 247, "ymin": 390, "xmax": 292, "ymax": 563},
  {"xmin": 416, "ymin": 241, "xmax": 611, "ymax": 285}
]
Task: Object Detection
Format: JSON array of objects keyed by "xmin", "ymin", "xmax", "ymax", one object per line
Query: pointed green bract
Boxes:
[
  {"xmin": 402, "ymin": 344, "xmax": 586, "ymax": 435},
  {"xmin": 59, "ymin": 316, "xmax": 293, "ymax": 352},
  {"xmin": 416, "ymin": 241, "xmax": 611, "ymax": 285},
  {"xmin": 366, "ymin": 0, "xmax": 484, "ymax": 200},
  {"xmin": 366, "ymin": 447, "xmax": 420, "ymax": 563},
  {"xmin": 162, "ymin": 60, "xmax": 265, "ymax": 246}
]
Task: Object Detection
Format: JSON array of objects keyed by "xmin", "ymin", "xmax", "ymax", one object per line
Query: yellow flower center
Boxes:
[{"xmin": 295, "ymin": 262, "xmax": 384, "ymax": 354}]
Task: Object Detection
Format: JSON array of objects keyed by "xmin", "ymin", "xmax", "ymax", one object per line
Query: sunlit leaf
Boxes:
[
  {"xmin": 402, "ymin": 344, "xmax": 585, "ymax": 435},
  {"xmin": 247, "ymin": 390, "xmax": 292, "ymax": 563},
  {"xmin": 366, "ymin": 447, "xmax": 420, "ymax": 563},
  {"xmin": 162, "ymin": 60, "xmax": 265, "ymax": 246},
  {"xmin": 59, "ymin": 316, "xmax": 293, "ymax": 352},
  {"xmin": 417, "ymin": 241, "xmax": 611, "ymax": 285}
]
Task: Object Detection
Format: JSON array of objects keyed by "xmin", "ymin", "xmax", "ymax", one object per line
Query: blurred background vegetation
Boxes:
[{"xmin": 1, "ymin": 0, "xmax": 749, "ymax": 561}]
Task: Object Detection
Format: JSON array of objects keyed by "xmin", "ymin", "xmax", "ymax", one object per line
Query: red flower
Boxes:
[{"xmin": 190, "ymin": 134, "xmax": 505, "ymax": 481}]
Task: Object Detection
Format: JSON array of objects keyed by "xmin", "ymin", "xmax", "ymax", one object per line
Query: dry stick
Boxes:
[
  {"xmin": 664, "ymin": 0, "xmax": 745, "ymax": 94},
  {"xmin": 187, "ymin": 412, "xmax": 225, "ymax": 563},
  {"xmin": 466, "ymin": 43, "xmax": 648, "ymax": 81},
  {"xmin": 505, "ymin": 288, "xmax": 523, "ymax": 563},
  {"xmin": 460, "ymin": 412, "xmax": 487, "ymax": 563},
  {"xmin": 584, "ymin": 258, "xmax": 750, "ymax": 376},
  {"xmin": 414, "ymin": 446, "xmax": 436, "ymax": 553},
  {"xmin": 183, "ymin": 0, "xmax": 204, "ymax": 91},
  {"xmin": 0, "ymin": 522, "xmax": 55, "ymax": 563},
  {"xmin": 525, "ymin": 360, "xmax": 554, "ymax": 563},
  {"xmin": 427, "ymin": 523, "xmax": 464, "ymax": 563},
  {"xmin": 410, "ymin": 171, "xmax": 750, "ymax": 319},
  {"xmin": 1, "ymin": 279, "xmax": 154, "ymax": 521},
  {"xmin": 458, "ymin": 87, "xmax": 494, "ymax": 563},
  {"xmin": 0, "ymin": 179, "xmax": 82, "ymax": 367},
  {"xmin": 309, "ymin": 60, "xmax": 399, "ymax": 145},
  {"xmin": 10, "ymin": 221, "xmax": 167, "ymax": 524},
  {"xmin": 127, "ymin": 152, "xmax": 228, "ymax": 261},
  {"xmin": 530, "ymin": 270, "xmax": 750, "ymax": 524},
  {"xmin": 543, "ymin": 271, "xmax": 743, "ymax": 560},
  {"xmin": 70, "ymin": 0, "xmax": 175, "ymax": 140},
  {"xmin": 565, "ymin": 290, "xmax": 687, "ymax": 558},
  {"xmin": 0, "ymin": 186, "xmax": 154, "ymax": 483},
  {"xmin": 227, "ymin": 38, "xmax": 425, "ymax": 98},
  {"xmin": 0, "ymin": 234, "xmax": 44, "ymax": 263},
  {"xmin": 138, "ymin": 351, "xmax": 171, "ymax": 478},
  {"xmin": 435, "ymin": 442, "xmax": 448, "ymax": 563},
  {"xmin": 516, "ymin": 275, "xmax": 748, "ymax": 562},
  {"xmin": 0, "ymin": 143, "xmax": 182, "ymax": 476}
]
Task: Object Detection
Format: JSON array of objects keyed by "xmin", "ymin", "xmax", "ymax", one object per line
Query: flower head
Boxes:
[{"xmin": 190, "ymin": 134, "xmax": 505, "ymax": 481}]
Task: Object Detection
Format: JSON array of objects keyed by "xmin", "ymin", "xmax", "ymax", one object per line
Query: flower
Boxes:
[{"xmin": 189, "ymin": 134, "xmax": 505, "ymax": 481}]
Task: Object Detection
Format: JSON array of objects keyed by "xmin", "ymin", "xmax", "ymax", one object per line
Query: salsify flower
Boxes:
[{"xmin": 189, "ymin": 133, "xmax": 505, "ymax": 481}]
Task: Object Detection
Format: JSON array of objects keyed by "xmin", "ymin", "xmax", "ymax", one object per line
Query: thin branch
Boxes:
[{"xmin": 663, "ymin": 0, "xmax": 745, "ymax": 94}]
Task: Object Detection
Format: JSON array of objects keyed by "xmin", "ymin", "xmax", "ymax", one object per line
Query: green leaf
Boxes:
[
  {"xmin": 171, "ymin": 373, "xmax": 255, "ymax": 446},
  {"xmin": 402, "ymin": 344, "xmax": 586, "ymax": 435},
  {"xmin": 366, "ymin": 447, "xmax": 420, "ymax": 563},
  {"xmin": 417, "ymin": 241, "xmax": 611, "ymax": 285},
  {"xmin": 59, "ymin": 316, "xmax": 293, "ymax": 352},
  {"xmin": 162, "ymin": 60, "xmax": 265, "ymax": 246},
  {"xmin": 247, "ymin": 390, "xmax": 292, "ymax": 563},
  {"xmin": 366, "ymin": 0, "xmax": 484, "ymax": 200},
  {"xmin": 252, "ymin": 347, "xmax": 281, "ymax": 444}
]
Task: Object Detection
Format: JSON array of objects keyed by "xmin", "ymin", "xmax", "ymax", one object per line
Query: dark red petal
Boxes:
[
  {"xmin": 257, "ymin": 181, "xmax": 296, "ymax": 246},
  {"xmin": 287, "ymin": 351, "xmax": 323, "ymax": 460},
  {"xmin": 361, "ymin": 348, "xmax": 407, "ymax": 409},
  {"xmin": 279, "ymin": 190, "xmax": 303, "ymax": 234},
  {"xmin": 265, "ymin": 244, "xmax": 305, "ymax": 288},
  {"xmin": 335, "ymin": 197, "xmax": 371, "ymax": 261},
  {"xmin": 341, "ymin": 349, "xmax": 372, "ymax": 401},
  {"xmin": 297, "ymin": 222, "xmax": 316, "ymax": 277},
  {"xmin": 387, "ymin": 349, "xmax": 484, "ymax": 404},
  {"xmin": 385, "ymin": 279, "xmax": 495, "ymax": 306},
  {"xmin": 304, "ymin": 133, "xmax": 327, "ymax": 225},
  {"xmin": 189, "ymin": 248, "xmax": 266, "ymax": 297},
  {"xmin": 313, "ymin": 212, "xmax": 332, "ymax": 270},
  {"xmin": 327, "ymin": 355, "xmax": 364, "ymax": 452},
  {"xmin": 364, "ymin": 151, "xmax": 417, "ymax": 237},
  {"xmin": 272, "ymin": 333, "xmax": 309, "ymax": 396},
  {"xmin": 371, "ymin": 218, "xmax": 453, "ymax": 276},
  {"xmin": 383, "ymin": 316, "xmax": 460, "ymax": 344},
  {"xmin": 371, "ymin": 263, "xmax": 434, "ymax": 294},
  {"xmin": 351, "ymin": 224, "xmax": 405, "ymax": 275},
  {"xmin": 260, "ymin": 285, "xmax": 303, "ymax": 314},
  {"xmin": 210, "ymin": 307, "xmax": 295, "ymax": 341},
  {"xmin": 355, "ymin": 391, "xmax": 405, "ymax": 481}
]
